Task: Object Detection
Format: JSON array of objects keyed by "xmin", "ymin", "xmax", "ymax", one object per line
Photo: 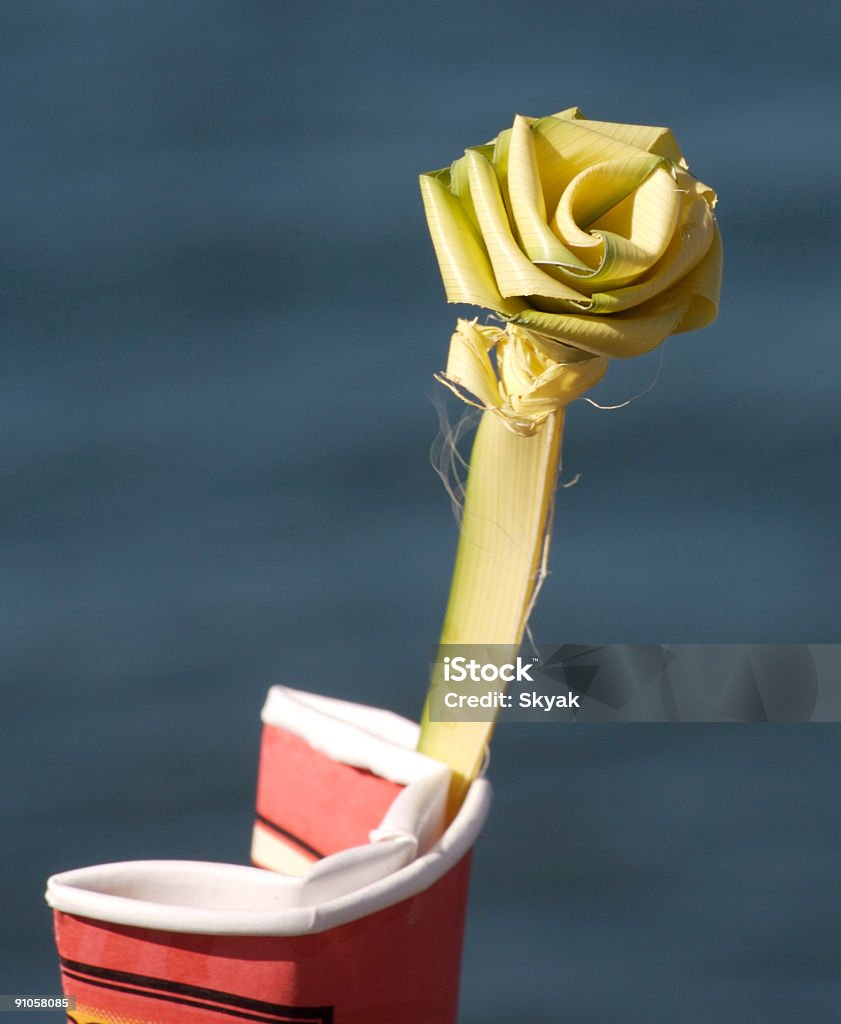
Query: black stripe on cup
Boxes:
[{"xmin": 60, "ymin": 958, "xmax": 333, "ymax": 1024}]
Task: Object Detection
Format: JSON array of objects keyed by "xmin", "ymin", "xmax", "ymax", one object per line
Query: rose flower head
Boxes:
[{"xmin": 420, "ymin": 107, "xmax": 722, "ymax": 409}]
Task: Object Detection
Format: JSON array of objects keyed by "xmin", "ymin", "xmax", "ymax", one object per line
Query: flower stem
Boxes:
[{"xmin": 418, "ymin": 407, "xmax": 564, "ymax": 820}]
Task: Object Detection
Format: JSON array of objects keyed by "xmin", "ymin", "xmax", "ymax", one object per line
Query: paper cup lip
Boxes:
[
  {"xmin": 259, "ymin": 686, "xmax": 437, "ymax": 786},
  {"xmin": 45, "ymin": 778, "xmax": 492, "ymax": 937}
]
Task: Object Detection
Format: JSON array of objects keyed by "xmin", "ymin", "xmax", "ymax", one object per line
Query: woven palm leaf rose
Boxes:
[
  {"xmin": 416, "ymin": 108, "xmax": 722, "ymax": 799},
  {"xmin": 420, "ymin": 107, "xmax": 722, "ymax": 427}
]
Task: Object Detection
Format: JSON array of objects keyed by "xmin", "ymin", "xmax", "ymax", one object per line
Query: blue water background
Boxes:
[{"xmin": 2, "ymin": 2, "xmax": 840, "ymax": 1020}]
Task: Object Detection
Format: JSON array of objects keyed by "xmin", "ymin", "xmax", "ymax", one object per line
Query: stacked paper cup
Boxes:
[{"xmin": 46, "ymin": 687, "xmax": 492, "ymax": 1024}]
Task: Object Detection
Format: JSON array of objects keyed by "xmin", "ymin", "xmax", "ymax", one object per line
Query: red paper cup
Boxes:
[
  {"xmin": 252, "ymin": 686, "xmax": 459, "ymax": 874},
  {"xmin": 47, "ymin": 688, "xmax": 492, "ymax": 1024}
]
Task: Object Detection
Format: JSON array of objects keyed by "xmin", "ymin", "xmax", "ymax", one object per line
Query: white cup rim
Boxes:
[{"xmin": 46, "ymin": 782, "xmax": 491, "ymax": 936}]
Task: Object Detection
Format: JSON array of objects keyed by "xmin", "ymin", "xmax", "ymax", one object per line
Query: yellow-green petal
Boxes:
[
  {"xmin": 419, "ymin": 171, "xmax": 525, "ymax": 314},
  {"xmin": 465, "ymin": 148, "xmax": 589, "ymax": 304},
  {"xmin": 551, "ymin": 155, "xmax": 666, "ymax": 244},
  {"xmin": 671, "ymin": 224, "xmax": 723, "ymax": 333},
  {"xmin": 512, "ymin": 294, "xmax": 692, "ymax": 358},
  {"xmin": 532, "ymin": 115, "xmax": 665, "ymax": 213},
  {"xmin": 507, "ymin": 114, "xmax": 590, "ymax": 271},
  {"xmin": 586, "ymin": 192, "xmax": 716, "ymax": 313},
  {"xmin": 553, "ymin": 107, "xmax": 687, "ymax": 166}
]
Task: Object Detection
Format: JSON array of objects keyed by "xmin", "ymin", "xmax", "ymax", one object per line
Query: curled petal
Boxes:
[
  {"xmin": 671, "ymin": 223, "xmax": 723, "ymax": 335},
  {"xmin": 553, "ymin": 156, "xmax": 667, "ymax": 242},
  {"xmin": 550, "ymin": 161, "xmax": 681, "ymax": 292},
  {"xmin": 531, "ymin": 114, "xmax": 665, "ymax": 213},
  {"xmin": 552, "ymin": 107, "xmax": 688, "ymax": 167},
  {"xmin": 419, "ymin": 172, "xmax": 525, "ymax": 314},
  {"xmin": 465, "ymin": 149, "xmax": 588, "ymax": 304},
  {"xmin": 585, "ymin": 188, "xmax": 717, "ymax": 313},
  {"xmin": 507, "ymin": 115, "xmax": 589, "ymax": 271},
  {"xmin": 512, "ymin": 296, "xmax": 692, "ymax": 359}
]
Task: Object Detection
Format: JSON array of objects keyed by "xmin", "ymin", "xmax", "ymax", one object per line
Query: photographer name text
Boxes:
[{"xmin": 443, "ymin": 690, "xmax": 580, "ymax": 711}]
